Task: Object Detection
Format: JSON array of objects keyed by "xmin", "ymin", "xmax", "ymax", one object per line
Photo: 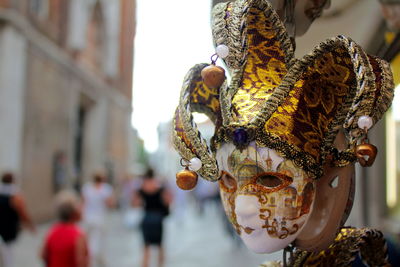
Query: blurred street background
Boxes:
[
  {"xmin": 0, "ymin": 0, "xmax": 400, "ymax": 266},
  {"xmin": 13, "ymin": 203, "xmax": 280, "ymax": 267}
]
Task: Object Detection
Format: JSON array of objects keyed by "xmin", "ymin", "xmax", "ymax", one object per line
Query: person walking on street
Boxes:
[
  {"xmin": 81, "ymin": 172, "xmax": 114, "ymax": 267},
  {"xmin": 0, "ymin": 172, "xmax": 35, "ymax": 267},
  {"xmin": 41, "ymin": 190, "xmax": 89, "ymax": 267},
  {"xmin": 132, "ymin": 169, "xmax": 172, "ymax": 267}
]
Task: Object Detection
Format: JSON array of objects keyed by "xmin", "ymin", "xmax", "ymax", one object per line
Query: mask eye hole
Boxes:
[
  {"xmin": 255, "ymin": 172, "xmax": 293, "ymax": 190},
  {"xmin": 219, "ymin": 171, "xmax": 237, "ymax": 192},
  {"xmin": 257, "ymin": 174, "xmax": 282, "ymax": 188}
]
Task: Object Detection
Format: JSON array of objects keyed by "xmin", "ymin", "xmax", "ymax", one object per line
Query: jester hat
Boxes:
[{"xmin": 173, "ymin": 0, "xmax": 394, "ymax": 183}]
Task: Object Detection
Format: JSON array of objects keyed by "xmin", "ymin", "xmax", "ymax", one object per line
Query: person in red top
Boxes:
[{"xmin": 41, "ymin": 191, "xmax": 89, "ymax": 267}]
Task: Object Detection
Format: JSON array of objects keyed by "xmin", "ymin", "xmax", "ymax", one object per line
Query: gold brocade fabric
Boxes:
[
  {"xmin": 173, "ymin": 64, "xmax": 223, "ymax": 166},
  {"xmin": 174, "ymin": 110, "xmax": 198, "ymax": 156},
  {"xmin": 366, "ymin": 55, "xmax": 394, "ymax": 123},
  {"xmin": 185, "ymin": 64, "xmax": 223, "ymax": 127},
  {"xmin": 173, "ymin": 64, "xmax": 221, "ymax": 180},
  {"xmin": 291, "ymin": 227, "xmax": 391, "ymax": 267},
  {"xmin": 264, "ymin": 47, "xmax": 356, "ymax": 162},
  {"xmin": 232, "ymin": 4, "xmax": 289, "ymax": 123}
]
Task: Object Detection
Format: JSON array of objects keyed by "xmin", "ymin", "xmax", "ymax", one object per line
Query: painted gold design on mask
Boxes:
[
  {"xmin": 219, "ymin": 171, "xmax": 237, "ymax": 193},
  {"xmin": 219, "ymin": 175, "xmax": 242, "ymax": 234},
  {"xmin": 242, "ymin": 172, "xmax": 293, "ymax": 193},
  {"xmin": 218, "ymin": 145, "xmax": 315, "ymax": 241},
  {"xmin": 244, "ymin": 227, "xmax": 255, "ymax": 234}
]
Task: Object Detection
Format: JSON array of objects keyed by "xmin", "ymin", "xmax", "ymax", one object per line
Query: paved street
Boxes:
[{"xmin": 14, "ymin": 202, "xmax": 281, "ymax": 267}]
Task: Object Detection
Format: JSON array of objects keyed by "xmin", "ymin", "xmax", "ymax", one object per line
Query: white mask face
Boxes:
[{"xmin": 216, "ymin": 142, "xmax": 316, "ymax": 253}]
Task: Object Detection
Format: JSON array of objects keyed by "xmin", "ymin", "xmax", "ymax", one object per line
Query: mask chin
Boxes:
[{"xmin": 240, "ymin": 230, "xmax": 297, "ymax": 253}]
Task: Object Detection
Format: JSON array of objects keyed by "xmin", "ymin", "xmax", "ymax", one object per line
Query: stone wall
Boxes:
[
  {"xmin": 0, "ymin": 26, "xmax": 27, "ymax": 173},
  {"xmin": 0, "ymin": 0, "xmax": 135, "ymax": 222},
  {"xmin": 21, "ymin": 43, "xmax": 76, "ymax": 220}
]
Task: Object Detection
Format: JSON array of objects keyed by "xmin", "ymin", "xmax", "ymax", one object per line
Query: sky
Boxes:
[{"xmin": 131, "ymin": 0, "xmax": 214, "ymax": 152}]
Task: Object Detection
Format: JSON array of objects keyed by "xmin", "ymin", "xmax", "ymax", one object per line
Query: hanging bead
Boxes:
[
  {"xmin": 189, "ymin": 157, "xmax": 202, "ymax": 171},
  {"xmin": 357, "ymin": 115, "xmax": 373, "ymax": 130},
  {"xmin": 201, "ymin": 64, "xmax": 225, "ymax": 89},
  {"xmin": 176, "ymin": 167, "xmax": 198, "ymax": 190},
  {"xmin": 216, "ymin": 44, "xmax": 229, "ymax": 59},
  {"xmin": 355, "ymin": 115, "xmax": 377, "ymax": 166}
]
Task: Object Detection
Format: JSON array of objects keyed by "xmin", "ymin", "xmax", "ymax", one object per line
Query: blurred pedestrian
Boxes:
[
  {"xmin": 132, "ymin": 169, "xmax": 172, "ymax": 267},
  {"xmin": 0, "ymin": 172, "xmax": 35, "ymax": 267},
  {"xmin": 193, "ymin": 179, "xmax": 219, "ymax": 216},
  {"xmin": 41, "ymin": 190, "xmax": 89, "ymax": 267},
  {"xmin": 82, "ymin": 172, "xmax": 115, "ymax": 267}
]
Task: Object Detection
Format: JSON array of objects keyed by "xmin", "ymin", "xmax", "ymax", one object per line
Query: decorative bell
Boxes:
[
  {"xmin": 201, "ymin": 64, "xmax": 225, "ymax": 89},
  {"xmin": 356, "ymin": 143, "xmax": 377, "ymax": 167},
  {"xmin": 176, "ymin": 167, "xmax": 198, "ymax": 190}
]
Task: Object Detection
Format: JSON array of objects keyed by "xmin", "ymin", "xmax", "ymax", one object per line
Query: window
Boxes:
[{"xmin": 80, "ymin": 2, "xmax": 105, "ymax": 72}]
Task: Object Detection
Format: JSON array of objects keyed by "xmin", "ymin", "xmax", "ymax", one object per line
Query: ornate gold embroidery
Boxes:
[
  {"xmin": 232, "ymin": 3, "xmax": 291, "ymax": 123},
  {"xmin": 264, "ymin": 47, "xmax": 356, "ymax": 162},
  {"xmin": 292, "ymin": 228, "xmax": 391, "ymax": 266}
]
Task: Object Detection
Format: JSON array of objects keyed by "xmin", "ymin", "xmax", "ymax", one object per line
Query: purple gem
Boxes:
[{"xmin": 233, "ymin": 128, "xmax": 248, "ymax": 146}]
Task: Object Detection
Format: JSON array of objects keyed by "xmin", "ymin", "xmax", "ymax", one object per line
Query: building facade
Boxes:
[{"xmin": 0, "ymin": 0, "xmax": 136, "ymax": 221}]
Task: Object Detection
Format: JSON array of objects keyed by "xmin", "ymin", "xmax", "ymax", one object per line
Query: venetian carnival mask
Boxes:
[{"xmin": 173, "ymin": 0, "xmax": 394, "ymax": 254}]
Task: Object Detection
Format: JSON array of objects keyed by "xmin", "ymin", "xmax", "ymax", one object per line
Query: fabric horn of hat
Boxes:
[{"xmin": 172, "ymin": 0, "xmax": 395, "ymax": 181}]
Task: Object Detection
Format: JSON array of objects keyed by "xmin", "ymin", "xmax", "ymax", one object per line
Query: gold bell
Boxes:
[
  {"xmin": 176, "ymin": 167, "xmax": 198, "ymax": 190},
  {"xmin": 201, "ymin": 64, "xmax": 225, "ymax": 89},
  {"xmin": 356, "ymin": 143, "xmax": 378, "ymax": 167}
]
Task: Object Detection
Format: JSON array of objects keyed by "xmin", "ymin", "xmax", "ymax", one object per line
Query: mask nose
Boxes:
[{"xmin": 235, "ymin": 194, "xmax": 260, "ymax": 218}]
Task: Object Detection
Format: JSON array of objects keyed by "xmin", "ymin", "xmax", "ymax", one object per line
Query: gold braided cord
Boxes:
[
  {"xmin": 291, "ymin": 227, "xmax": 390, "ymax": 266},
  {"xmin": 342, "ymin": 55, "xmax": 394, "ymax": 143},
  {"xmin": 211, "ymin": 1, "xmax": 244, "ymax": 70},
  {"xmin": 177, "ymin": 107, "xmax": 219, "ymax": 182},
  {"xmin": 342, "ymin": 48, "xmax": 380, "ymax": 142},
  {"xmin": 172, "ymin": 109, "xmax": 197, "ymax": 164},
  {"xmin": 212, "ymin": 124, "xmax": 322, "ymax": 178},
  {"xmin": 373, "ymin": 58, "xmax": 395, "ymax": 123},
  {"xmin": 212, "ymin": 1, "xmax": 243, "ymax": 126},
  {"xmin": 173, "ymin": 66, "xmax": 220, "ymax": 181},
  {"xmin": 220, "ymin": 79, "xmax": 233, "ymax": 126}
]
